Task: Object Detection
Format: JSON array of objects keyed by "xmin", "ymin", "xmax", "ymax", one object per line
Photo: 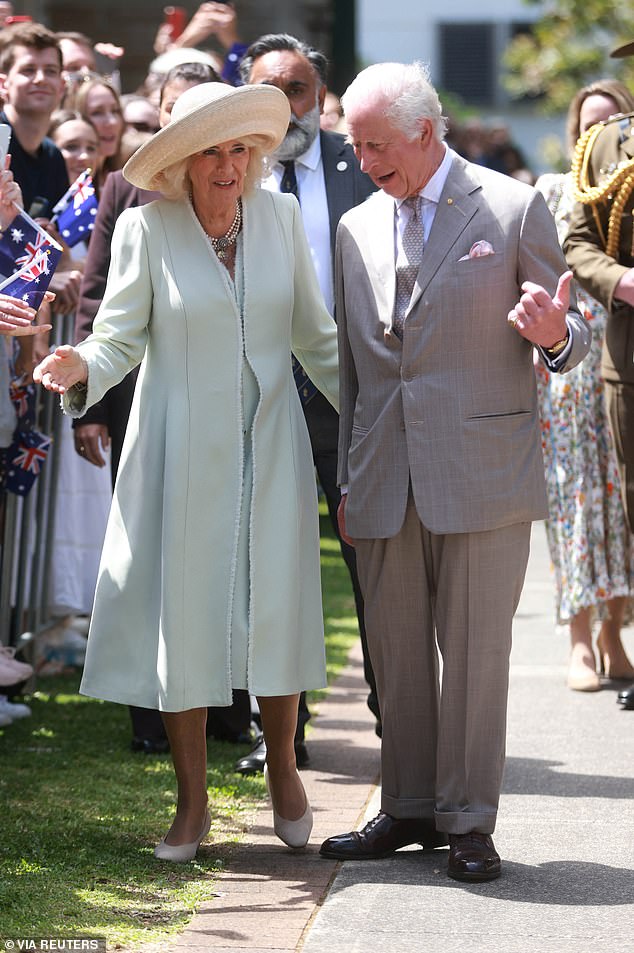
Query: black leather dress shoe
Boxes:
[
  {"xmin": 130, "ymin": 736, "xmax": 170, "ymax": 755},
  {"xmin": 234, "ymin": 735, "xmax": 310, "ymax": 774},
  {"xmin": 617, "ymin": 683, "xmax": 634, "ymax": 709},
  {"xmin": 319, "ymin": 811, "xmax": 447, "ymax": 859},
  {"xmin": 447, "ymin": 833, "xmax": 501, "ymax": 882}
]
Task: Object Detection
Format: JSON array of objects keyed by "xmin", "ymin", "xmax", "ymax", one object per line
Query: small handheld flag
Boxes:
[
  {"xmin": 0, "ymin": 244, "xmax": 63, "ymax": 308},
  {"xmin": 0, "ymin": 204, "xmax": 63, "ymax": 288},
  {"xmin": 6, "ymin": 428, "xmax": 51, "ymax": 496},
  {"xmin": 51, "ymin": 169, "xmax": 98, "ymax": 247}
]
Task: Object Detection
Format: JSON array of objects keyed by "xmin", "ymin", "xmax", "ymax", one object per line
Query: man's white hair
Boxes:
[{"xmin": 342, "ymin": 62, "xmax": 448, "ymax": 142}]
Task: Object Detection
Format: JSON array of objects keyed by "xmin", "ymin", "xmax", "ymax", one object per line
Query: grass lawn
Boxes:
[{"xmin": 0, "ymin": 502, "xmax": 359, "ymax": 948}]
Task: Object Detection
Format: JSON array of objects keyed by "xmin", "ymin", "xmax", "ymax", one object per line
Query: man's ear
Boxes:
[
  {"xmin": 420, "ymin": 118, "xmax": 433, "ymax": 144},
  {"xmin": 0, "ymin": 73, "xmax": 8, "ymax": 100},
  {"xmin": 317, "ymin": 83, "xmax": 327, "ymax": 114}
]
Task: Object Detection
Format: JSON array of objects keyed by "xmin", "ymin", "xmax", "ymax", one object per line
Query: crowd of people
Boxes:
[{"xmin": 0, "ymin": 2, "xmax": 632, "ymax": 886}]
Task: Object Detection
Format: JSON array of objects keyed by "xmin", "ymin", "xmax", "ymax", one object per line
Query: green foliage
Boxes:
[
  {"xmin": 0, "ymin": 499, "xmax": 358, "ymax": 947},
  {"xmin": 504, "ymin": 0, "xmax": 634, "ymax": 112}
]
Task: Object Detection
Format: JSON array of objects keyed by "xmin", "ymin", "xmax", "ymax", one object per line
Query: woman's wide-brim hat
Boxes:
[{"xmin": 123, "ymin": 82, "xmax": 290, "ymax": 191}]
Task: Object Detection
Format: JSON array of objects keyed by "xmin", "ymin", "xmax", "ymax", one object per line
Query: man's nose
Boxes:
[{"xmin": 358, "ymin": 149, "xmax": 374, "ymax": 174}]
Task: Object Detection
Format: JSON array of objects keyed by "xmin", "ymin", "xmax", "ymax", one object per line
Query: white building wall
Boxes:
[{"xmin": 356, "ymin": 0, "xmax": 565, "ymax": 175}]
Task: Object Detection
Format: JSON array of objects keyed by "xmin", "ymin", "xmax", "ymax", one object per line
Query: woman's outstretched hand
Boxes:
[{"xmin": 33, "ymin": 345, "xmax": 87, "ymax": 394}]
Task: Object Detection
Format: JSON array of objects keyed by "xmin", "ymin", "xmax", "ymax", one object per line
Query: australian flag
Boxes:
[
  {"xmin": 0, "ymin": 244, "xmax": 63, "ymax": 309},
  {"xmin": 6, "ymin": 428, "xmax": 52, "ymax": 496},
  {"xmin": 0, "ymin": 205, "xmax": 63, "ymax": 297},
  {"xmin": 51, "ymin": 169, "xmax": 98, "ymax": 247}
]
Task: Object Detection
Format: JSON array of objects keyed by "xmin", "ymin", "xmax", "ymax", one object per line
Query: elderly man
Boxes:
[{"xmin": 319, "ymin": 62, "xmax": 590, "ymax": 882}]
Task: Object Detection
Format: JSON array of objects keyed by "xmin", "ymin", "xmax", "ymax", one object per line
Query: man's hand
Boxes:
[
  {"xmin": 507, "ymin": 271, "xmax": 573, "ymax": 348},
  {"xmin": 614, "ymin": 269, "xmax": 634, "ymax": 307},
  {"xmin": 173, "ymin": 3, "xmax": 239, "ymax": 51},
  {"xmin": 48, "ymin": 270, "xmax": 82, "ymax": 316},
  {"xmin": 337, "ymin": 494, "xmax": 355, "ymax": 547},
  {"xmin": 74, "ymin": 423, "xmax": 110, "ymax": 468},
  {"xmin": 93, "ymin": 42, "xmax": 124, "ymax": 62}
]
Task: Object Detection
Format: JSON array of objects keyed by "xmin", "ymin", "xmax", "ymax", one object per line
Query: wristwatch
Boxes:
[{"xmin": 544, "ymin": 332, "xmax": 569, "ymax": 357}]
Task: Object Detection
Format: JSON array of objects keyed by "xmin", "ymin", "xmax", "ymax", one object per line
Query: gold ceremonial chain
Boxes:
[
  {"xmin": 571, "ymin": 122, "xmax": 634, "ymax": 259},
  {"xmin": 208, "ymin": 200, "xmax": 242, "ymax": 260}
]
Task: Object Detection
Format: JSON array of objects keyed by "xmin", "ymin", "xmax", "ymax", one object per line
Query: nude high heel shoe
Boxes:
[
  {"xmin": 597, "ymin": 635, "xmax": 634, "ymax": 681},
  {"xmin": 264, "ymin": 764, "xmax": 313, "ymax": 848},
  {"xmin": 154, "ymin": 811, "xmax": 211, "ymax": 862},
  {"xmin": 566, "ymin": 647, "xmax": 600, "ymax": 692}
]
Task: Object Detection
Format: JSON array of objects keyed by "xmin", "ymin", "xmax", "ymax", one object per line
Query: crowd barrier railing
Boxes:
[{"xmin": 0, "ymin": 309, "xmax": 76, "ymax": 656}]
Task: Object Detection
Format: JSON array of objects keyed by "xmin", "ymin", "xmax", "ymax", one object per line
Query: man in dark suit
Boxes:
[
  {"xmin": 73, "ymin": 62, "xmax": 252, "ymax": 752},
  {"xmin": 235, "ymin": 33, "xmax": 378, "ymax": 774}
]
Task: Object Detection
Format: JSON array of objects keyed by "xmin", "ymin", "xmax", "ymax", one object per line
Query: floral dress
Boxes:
[{"xmin": 535, "ymin": 172, "xmax": 634, "ymax": 623}]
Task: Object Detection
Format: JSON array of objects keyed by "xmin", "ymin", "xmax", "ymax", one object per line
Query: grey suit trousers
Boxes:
[{"xmin": 354, "ymin": 493, "xmax": 531, "ymax": 835}]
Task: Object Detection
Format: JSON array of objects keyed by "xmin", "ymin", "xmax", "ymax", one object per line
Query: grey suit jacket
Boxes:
[{"xmin": 336, "ymin": 154, "xmax": 591, "ymax": 538}]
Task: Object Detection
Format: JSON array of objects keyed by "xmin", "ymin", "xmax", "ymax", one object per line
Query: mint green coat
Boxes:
[{"xmin": 68, "ymin": 190, "xmax": 339, "ymax": 711}]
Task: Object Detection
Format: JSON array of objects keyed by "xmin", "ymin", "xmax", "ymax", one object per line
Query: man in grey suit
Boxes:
[
  {"xmin": 319, "ymin": 62, "xmax": 591, "ymax": 882},
  {"xmin": 234, "ymin": 34, "xmax": 378, "ymax": 775}
]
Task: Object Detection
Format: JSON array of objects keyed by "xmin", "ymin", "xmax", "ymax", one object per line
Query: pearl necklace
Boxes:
[{"xmin": 206, "ymin": 200, "xmax": 242, "ymax": 261}]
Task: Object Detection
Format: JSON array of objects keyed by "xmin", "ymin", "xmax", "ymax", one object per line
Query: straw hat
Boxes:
[{"xmin": 123, "ymin": 82, "xmax": 290, "ymax": 191}]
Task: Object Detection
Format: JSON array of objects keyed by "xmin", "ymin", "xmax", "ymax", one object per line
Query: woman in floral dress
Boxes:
[{"xmin": 536, "ymin": 79, "xmax": 634, "ymax": 691}]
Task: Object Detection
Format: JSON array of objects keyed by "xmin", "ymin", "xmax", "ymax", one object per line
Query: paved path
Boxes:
[{"xmin": 171, "ymin": 523, "xmax": 634, "ymax": 952}]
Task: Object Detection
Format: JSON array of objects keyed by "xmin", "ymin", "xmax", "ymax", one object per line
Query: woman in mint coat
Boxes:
[{"xmin": 35, "ymin": 83, "xmax": 338, "ymax": 861}]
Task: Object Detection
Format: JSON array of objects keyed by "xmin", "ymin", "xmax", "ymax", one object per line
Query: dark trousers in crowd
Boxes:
[{"xmin": 296, "ymin": 391, "xmax": 380, "ymax": 744}]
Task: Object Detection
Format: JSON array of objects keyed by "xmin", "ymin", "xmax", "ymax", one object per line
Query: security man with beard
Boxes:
[{"xmin": 233, "ymin": 34, "xmax": 378, "ymax": 774}]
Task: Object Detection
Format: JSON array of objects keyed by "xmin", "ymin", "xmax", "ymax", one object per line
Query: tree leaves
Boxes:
[{"xmin": 504, "ymin": 0, "xmax": 634, "ymax": 112}]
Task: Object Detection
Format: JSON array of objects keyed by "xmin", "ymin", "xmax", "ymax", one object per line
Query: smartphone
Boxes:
[
  {"xmin": 163, "ymin": 6, "xmax": 187, "ymax": 40},
  {"xmin": 0, "ymin": 124, "xmax": 11, "ymax": 170}
]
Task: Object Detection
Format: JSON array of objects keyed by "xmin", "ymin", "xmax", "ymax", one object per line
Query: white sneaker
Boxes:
[
  {"xmin": 0, "ymin": 646, "xmax": 34, "ymax": 684},
  {"xmin": 0, "ymin": 694, "xmax": 31, "ymax": 719}
]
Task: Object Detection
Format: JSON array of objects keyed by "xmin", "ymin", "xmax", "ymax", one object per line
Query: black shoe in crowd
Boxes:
[
  {"xmin": 130, "ymin": 736, "xmax": 170, "ymax": 754},
  {"xmin": 234, "ymin": 733, "xmax": 310, "ymax": 774},
  {"xmin": 617, "ymin": 683, "xmax": 634, "ymax": 709}
]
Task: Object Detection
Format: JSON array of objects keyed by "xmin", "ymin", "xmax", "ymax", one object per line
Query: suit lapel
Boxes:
[
  {"xmin": 321, "ymin": 131, "xmax": 351, "ymax": 251},
  {"xmin": 408, "ymin": 156, "xmax": 480, "ymax": 313}
]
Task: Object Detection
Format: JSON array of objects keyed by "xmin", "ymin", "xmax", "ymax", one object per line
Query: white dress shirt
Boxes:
[
  {"xmin": 394, "ymin": 144, "xmax": 453, "ymax": 259},
  {"xmin": 261, "ymin": 134, "xmax": 334, "ymax": 315}
]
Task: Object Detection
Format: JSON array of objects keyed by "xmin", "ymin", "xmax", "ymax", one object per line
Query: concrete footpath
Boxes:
[{"xmin": 171, "ymin": 523, "xmax": 634, "ymax": 953}]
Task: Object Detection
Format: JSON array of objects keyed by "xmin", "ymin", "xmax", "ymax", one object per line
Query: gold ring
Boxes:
[{"xmin": 508, "ymin": 314, "xmax": 519, "ymax": 328}]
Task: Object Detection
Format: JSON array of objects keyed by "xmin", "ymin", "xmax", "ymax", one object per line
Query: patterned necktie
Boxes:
[
  {"xmin": 393, "ymin": 195, "xmax": 424, "ymax": 339},
  {"xmin": 280, "ymin": 160, "xmax": 299, "ymax": 201},
  {"xmin": 280, "ymin": 160, "xmax": 317, "ymax": 405}
]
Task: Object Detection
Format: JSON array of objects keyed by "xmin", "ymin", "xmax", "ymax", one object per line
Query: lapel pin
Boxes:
[
  {"xmin": 336, "ymin": 160, "xmax": 348, "ymax": 172},
  {"xmin": 447, "ymin": 197, "xmax": 454, "ymax": 205}
]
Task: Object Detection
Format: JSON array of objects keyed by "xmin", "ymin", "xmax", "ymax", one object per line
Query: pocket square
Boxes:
[{"xmin": 459, "ymin": 240, "xmax": 495, "ymax": 261}]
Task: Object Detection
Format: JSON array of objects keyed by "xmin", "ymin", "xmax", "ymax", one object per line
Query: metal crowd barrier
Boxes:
[{"xmin": 0, "ymin": 309, "xmax": 75, "ymax": 653}]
